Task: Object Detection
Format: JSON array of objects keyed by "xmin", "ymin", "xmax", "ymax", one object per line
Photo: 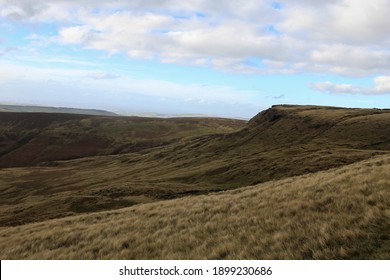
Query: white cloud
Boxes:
[
  {"xmin": 374, "ymin": 76, "xmax": 390, "ymax": 93},
  {"xmin": 59, "ymin": 26, "xmax": 92, "ymax": 44},
  {"xmin": 88, "ymin": 72, "xmax": 119, "ymax": 80},
  {"xmin": 309, "ymin": 45, "xmax": 390, "ymax": 76},
  {"xmin": 278, "ymin": 0, "xmax": 390, "ymax": 45},
  {"xmin": 311, "ymin": 76, "xmax": 390, "ymax": 95},
  {"xmin": 1, "ymin": 0, "xmax": 390, "ymax": 76}
]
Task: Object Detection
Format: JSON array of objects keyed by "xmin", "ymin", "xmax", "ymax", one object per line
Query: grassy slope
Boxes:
[
  {"xmin": 0, "ymin": 112, "xmax": 246, "ymax": 167},
  {"xmin": 1, "ymin": 105, "xmax": 389, "ymax": 226},
  {"xmin": 0, "ymin": 154, "xmax": 389, "ymax": 259}
]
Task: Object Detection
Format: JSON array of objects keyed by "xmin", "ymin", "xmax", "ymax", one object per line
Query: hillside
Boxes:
[
  {"xmin": 0, "ymin": 112, "xmax": 245, "ymax": 167},
  {"xmin": 1, "ymin": 105, "xmax": 389, "ymax": 227},
  {"xmin": 0, "ymin": 154, "xmax": 389, "ymax": 259}
]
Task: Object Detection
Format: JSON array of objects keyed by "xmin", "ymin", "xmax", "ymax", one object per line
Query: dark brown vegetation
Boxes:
[
  {"xmin": 0, "ymin": 112, "xmax": 245, "ymax": 167},
  {"xmin": 0, "ymin": 105, "xmax": 389, "ymax": 259}
]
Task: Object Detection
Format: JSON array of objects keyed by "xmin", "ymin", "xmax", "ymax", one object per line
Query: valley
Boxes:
[{"xmin": 0, "ymin": 105, "xmax": 389, "ymax": 259}]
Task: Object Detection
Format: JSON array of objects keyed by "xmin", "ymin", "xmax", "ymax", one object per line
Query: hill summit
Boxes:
[{"xmin": 246, "ymin": 105, "xmax": 390, "ymax": 149}]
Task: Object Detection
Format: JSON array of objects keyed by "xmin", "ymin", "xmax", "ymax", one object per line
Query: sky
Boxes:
[{"xmin": 1, "ymin": 0, "xmax": 390, "ymax": 119}]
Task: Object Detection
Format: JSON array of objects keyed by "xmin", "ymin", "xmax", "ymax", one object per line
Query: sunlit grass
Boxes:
[{"xmin": 1, "ymin": 154, "xmax": 389, "ymax": 259}]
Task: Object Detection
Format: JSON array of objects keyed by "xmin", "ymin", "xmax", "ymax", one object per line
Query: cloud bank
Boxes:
[
  {"xmin": 312, "ymin": 76, "xmax": 390, "ymax": 95},
  {"xmin": 1, "ymin": 0, "xmax": 390, "ymax": 79},
  {"xmin": 0, "ymin": 61, "xmax": 263, "ymax": 118}
]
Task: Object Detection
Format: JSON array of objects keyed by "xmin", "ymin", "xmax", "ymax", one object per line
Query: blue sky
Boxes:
[{"xmin": 1, "ymin": 0, "xmax": 390, "ymax": 118}]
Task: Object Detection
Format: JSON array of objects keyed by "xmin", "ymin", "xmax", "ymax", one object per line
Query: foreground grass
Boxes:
[{"xmin": 0, "ymin": 154, "xmax": 389, "ymax": 259}]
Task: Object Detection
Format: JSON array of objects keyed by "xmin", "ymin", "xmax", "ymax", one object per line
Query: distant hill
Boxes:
[
  {"xmin": 0, "ymin": 104, "xmax": 117, "ymax": 116},
  {"xmin": 0, "ymin": 111, "xmax": 246, "ymax": 168}
]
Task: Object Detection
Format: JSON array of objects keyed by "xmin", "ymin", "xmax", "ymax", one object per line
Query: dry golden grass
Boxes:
[
  {"xmin": 0, "ymin": 154, "xmax": 389, "ymax": 260},
  {"xmin": 2, "ymin": 105, "xmax": 389, "ymax": 226}
]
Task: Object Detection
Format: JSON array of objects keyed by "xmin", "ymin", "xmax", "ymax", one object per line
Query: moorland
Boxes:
[{"xmin": 0, "ymin": 104, "xmax": 389, "ymax": 259}]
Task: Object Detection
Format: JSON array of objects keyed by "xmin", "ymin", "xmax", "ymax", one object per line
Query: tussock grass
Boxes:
[
  {"xmin": 1, "ymin": 105, "xmax": 389, "ymax": 226},
  {"xmin": 0, "ymin": 154, "xmax": 389, "ymax": 259}
]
